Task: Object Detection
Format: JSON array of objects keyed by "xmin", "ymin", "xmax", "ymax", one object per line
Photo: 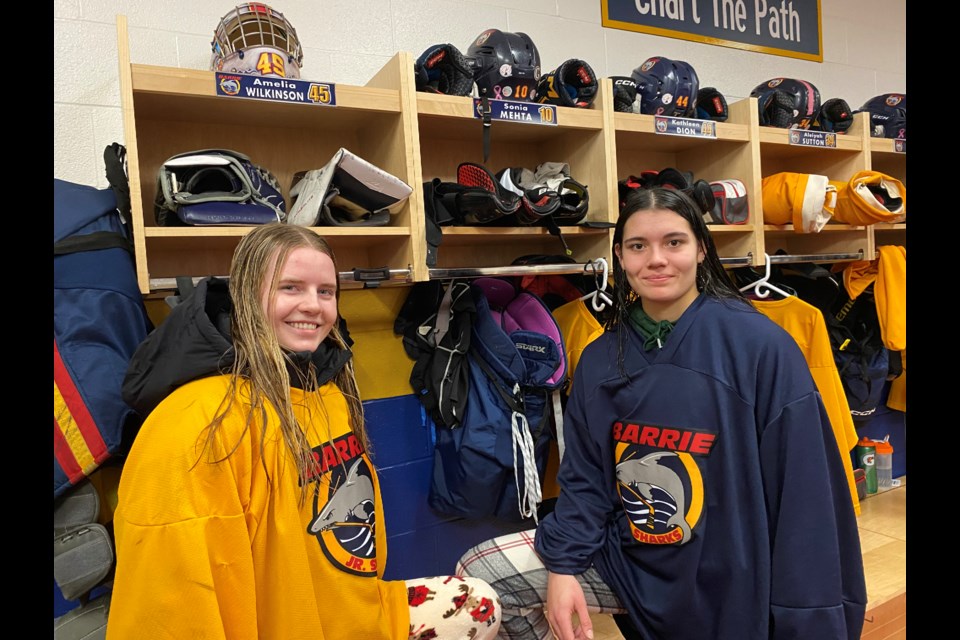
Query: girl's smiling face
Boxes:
[{"xmin": 261, "ymin": 246, "xmax": 338, "ymax": 353}]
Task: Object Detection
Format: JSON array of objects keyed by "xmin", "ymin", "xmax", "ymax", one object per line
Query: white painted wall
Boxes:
[{"xmin": 53, "ymin": 0, "xmax": 906, "ymax": 188}]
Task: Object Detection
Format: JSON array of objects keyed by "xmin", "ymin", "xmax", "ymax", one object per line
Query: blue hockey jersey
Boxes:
[{"xmin": 534, "ymin": 294, "xmax": 866, "ymax": 640}]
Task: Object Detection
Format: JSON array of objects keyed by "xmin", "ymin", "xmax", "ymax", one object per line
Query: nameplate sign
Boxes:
[
  {"xmin": 474, "ymin": 99, "xmax": 558, "ymax": 126},
  {"xmin": 654, "ymin": 115, "xmax": 717, "ymax": 139},
  {"xmin": 216, "ymin": 73, "xmax": 337, "ymax": 107},
  {"xmin": 788, "ymin": 129, "xmax": 837, "ymax": 148}
]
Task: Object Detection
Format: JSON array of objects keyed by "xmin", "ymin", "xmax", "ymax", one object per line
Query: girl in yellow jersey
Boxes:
[{"xmin": 107, "ymin": 223, "xmax": 501, "ymax": 639}]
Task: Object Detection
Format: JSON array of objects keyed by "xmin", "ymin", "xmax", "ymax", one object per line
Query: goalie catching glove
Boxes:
[
  {"xmin": 414, "ymin": 43, "xmax": 475, "ymax": 97},
  {"xmin": 535, "ymin": 59, "xmax": 598, "ymax": 108}
]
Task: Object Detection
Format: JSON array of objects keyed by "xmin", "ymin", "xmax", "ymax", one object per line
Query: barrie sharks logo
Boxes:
[
  {"xmin": 308, "ymin": 436, "xmax": 378, "ymax": 576},
  {"xmin": 613, "ymin": 420, "xmax": 715, "ymax": 545}
]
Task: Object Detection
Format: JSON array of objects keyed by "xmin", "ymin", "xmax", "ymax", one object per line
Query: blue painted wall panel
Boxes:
[
  {"xmin": 369, "ymin": 394, "xmax": 535, "ymax": 581},
  {"xmin": 365, "ymin": 395, "xmax": 433, "ymax": 467},
  {"xmin": 383, "ymin": 517, "xmax": 532, "ymax": 581},
  {"xmin": 378, "ymin": 458, "xmax": 459, "ymax": 535}
]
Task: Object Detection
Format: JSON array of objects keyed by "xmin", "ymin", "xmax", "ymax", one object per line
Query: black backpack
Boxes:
[
  {"xmin": 825, "ymin": 282, "xmax": 899, "ymax": 422},
  {"xmin": 394, "ymin": 280, "xmax": 476, "ymax": 430}
]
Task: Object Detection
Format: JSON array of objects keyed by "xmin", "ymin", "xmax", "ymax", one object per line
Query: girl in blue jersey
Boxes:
[{"xmin": 456, "ymin": 187, "xmax": 866, "ymax": 640}]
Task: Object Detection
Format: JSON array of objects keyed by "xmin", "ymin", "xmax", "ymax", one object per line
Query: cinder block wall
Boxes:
[{"xmin": 54, "ymin": 0, "xmax": 905, "ymax": 188}]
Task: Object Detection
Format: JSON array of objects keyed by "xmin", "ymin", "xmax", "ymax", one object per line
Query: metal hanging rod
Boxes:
[
  {"xmin": 429, "ymin": 263, "xmax": 600, "ymax": 279},
  {"xmin": 150, "ymin": 250, "xmax": 864, "ymax": 290},
  {"xmin": 767, "ymin": 250, "xmax": 863, "ymax": 264},
  {"xmin": 149, "ymin": 268, "xmax": 413, "ymax": 292}
]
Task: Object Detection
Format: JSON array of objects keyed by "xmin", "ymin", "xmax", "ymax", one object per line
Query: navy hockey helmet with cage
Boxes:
[
  {"xmin": 630, "ymin": 57, "xmax": 700, "ymax": 117},
  {"xmin": 750, "ymin": 78, "xmax": 821, "ymax": 129},
  {"xmin": 466, "ymin": 29, "xmax": 541, "ymax": 101},
  {"xmin": 858, "ymin": 93, "xmax": 906, "ymax": 139}
]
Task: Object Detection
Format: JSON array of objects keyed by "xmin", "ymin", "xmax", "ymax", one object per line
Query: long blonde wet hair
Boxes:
[{"xmin": 199, "ymin": 223, "xmax": 367, "ymax": 503}]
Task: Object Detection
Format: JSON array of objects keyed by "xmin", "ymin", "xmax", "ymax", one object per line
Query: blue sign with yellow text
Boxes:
[
  {"xmin": 474, "ymin": 99, "xmax": 559, "ymax": 126},
  {"xmin": 215, "ymin": 72, "xmax": 337, "ymax": 106},
  {"xmin": 602, "ymin": 0, "xmax": 822, "ymax": 62}
]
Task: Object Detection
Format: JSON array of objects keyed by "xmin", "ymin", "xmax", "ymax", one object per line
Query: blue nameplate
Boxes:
[
  {"xmin": 215, "ymin": 73, "xmax": 337, "ymax": 107},
  {"xmin": 894, "ymin": 139, "xmax": 906, "ymax": 154},
  {"xmin": 653, "ymin": 116, "xmax": 717, "ymax": 139},
  {"xmin": 788, "ymin": 129, "xmax": 837, "ymax": 148},
  {"xmin": 473, "ymin": 99, "xmax": 558, "ymax": 126}
]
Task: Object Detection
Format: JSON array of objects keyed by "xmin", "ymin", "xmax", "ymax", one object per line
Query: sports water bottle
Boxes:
[
  {"xmin": 874, "ymin": 437, "xmax": 894, "ymax": 489},
  {"xmin": 856, "ymin": 438, "xmax": 877, "ymax": 494}
]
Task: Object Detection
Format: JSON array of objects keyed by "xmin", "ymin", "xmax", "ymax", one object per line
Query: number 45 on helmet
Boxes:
[{"xmin": 210, "ymin": 3, "xmax": 304, "ymax": 79}]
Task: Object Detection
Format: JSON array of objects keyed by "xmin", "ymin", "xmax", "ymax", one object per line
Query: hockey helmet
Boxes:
[
  {"xmin": 858, "ymin": 93, "xmax": 906, "ymax": 139},
  {"xmin": 210, "ymin": 3, "xmax": 304, "ymax": 79},
  {"xmin": 466, "ymin": 29, "xmax": 541, "ymax": 101},
  {"xmin": 630, "ymin": 57, "xmax": 700, "ymax": 117},
  {"xmin": 750, "ymin": 78, "xmax": 821, "ymax": 129}
]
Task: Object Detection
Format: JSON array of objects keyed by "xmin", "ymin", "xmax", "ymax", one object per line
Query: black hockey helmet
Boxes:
[
  {"xmin": 857, "ymin": 93, "xmax": 906, "ymax": 139},
  {"xmin": 750, "ymin": 78, "xmax": 821, "ymax": 129},
  {"xmin": 630, "ymin": 56, "xmax": 700, "ymax": 117},
  {"xmin": 466, "ymin": 28, "xmax": 541, "ymax": 101}
]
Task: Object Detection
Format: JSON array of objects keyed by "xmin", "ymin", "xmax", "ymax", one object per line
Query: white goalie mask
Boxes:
[{"xmin": 210, "ymin": 3, "xmax": 304, "ymax": 79}]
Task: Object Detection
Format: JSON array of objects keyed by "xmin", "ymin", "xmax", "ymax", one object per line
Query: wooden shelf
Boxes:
[{"xmin": 116, "ymin": 16, "xmax": 903, "ymax": 293}]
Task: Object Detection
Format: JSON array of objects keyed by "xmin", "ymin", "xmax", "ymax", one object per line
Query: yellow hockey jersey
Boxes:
[
  {"xmin": 552, "ymin": 298, "xmax": 606, "ymax": 396},
  {"xmin": 843, "ymin": 245, "xmax": 907, "ymax": 411},
  {"xmin": 753, "ymin": 296, "xmax": 862, "ymax": 516},
  {"xmin": 106, "ymin": 375, "xmax": 408, "ymax": 640}
]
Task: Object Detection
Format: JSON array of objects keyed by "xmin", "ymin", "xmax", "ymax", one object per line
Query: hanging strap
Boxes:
[
  {"xmin": 551, "ymin": 389, "xmax": 565, "ymax": 462},
  {"xmin": 472, "ymin": 353, "xmax": 542, "ymax": 522},
  {"xmin": 480, "ymin": 96, "xmax": 492, "ymax": 164},
  {"xmin": 54, "ymin": 231, "xmax": 133, "ymax": 256},
  {"xmin": 542, "ymin": 215, "xmax": 572, "ymax": 256},
  {"xmin": 432, "ymin": 279, "xmax": 458, "ymax": 346},
  {"xmin": 509, "ymin": 390, "xmax": 541, "ymax": 524}
]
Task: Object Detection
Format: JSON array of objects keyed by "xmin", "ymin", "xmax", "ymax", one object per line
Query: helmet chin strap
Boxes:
[{"xmin": 480, "ymin": 95, "xmax": 492, "ymax": 164}]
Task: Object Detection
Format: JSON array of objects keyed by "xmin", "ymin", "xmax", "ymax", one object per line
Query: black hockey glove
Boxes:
[
  {"xmin": 414, "ymin": 43, "xmax": 475, "ymax": 97},
  {"xmin": 535, "ymin": 59, "xmax": 598, "ymax": 108},
  {"xmin": 815, "ymin": 98, "xmax": 854, "ymax": 133},
  {"xmin": 695, "ymin": 87, "xmax": 729, "ymax": 122},
  {"xmin": 610, "ymin": 76, "xmax": 641, "ymax": 113}
]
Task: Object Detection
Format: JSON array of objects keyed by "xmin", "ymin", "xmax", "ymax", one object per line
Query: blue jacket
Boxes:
[{"xmin": 535, "ymin": 294, "xmax": 866, "ymax": 639}]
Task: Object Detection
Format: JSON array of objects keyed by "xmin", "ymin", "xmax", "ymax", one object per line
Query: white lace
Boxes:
[{"xmin": 510, "ymin": 383, "xmax": 542, "ymax": 524}]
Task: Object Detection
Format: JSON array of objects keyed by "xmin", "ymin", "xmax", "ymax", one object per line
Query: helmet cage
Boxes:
[{"xmin": 211, "ymin": 3, "xmax": 304, "ymax": 79}]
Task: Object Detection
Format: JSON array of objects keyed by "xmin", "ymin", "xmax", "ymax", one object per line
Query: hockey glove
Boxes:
[
  {"xmin": 535, "ymin": 59, "xmax": 599, "ymax": 108},
  {"xmin": 610, "ymin": 76, "xmax": 641, "ymax": 113},
  {"xmin": 695, "ymin": 87, "xmax": 729, "ymax": 122},
  {"xmin": 815, "ymin": 98, "xmax": 854, "ymax": 133},
  {"xmin": 414, "ymin": 43, "xmax": 475, "ymax": 97}
]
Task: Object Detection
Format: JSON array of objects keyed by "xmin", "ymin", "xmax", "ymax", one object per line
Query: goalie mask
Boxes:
[
  {"xmin": 858, "ymin": 93, "xmax": 906, "ymax": 139},
  {"xmin": 750, "ymin": 78, "xmax": 821, "ymax": 129},
  {"xmin": 467, "ymin": 29, "xmax": 541, "ymax": 101},
  {"xmin": 210, "ymin": 3, "xmax": 304, "ymax": 79},
  {"xmin": 630, "ymin": 57, "xmax": 700, "ymax": 117}
]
